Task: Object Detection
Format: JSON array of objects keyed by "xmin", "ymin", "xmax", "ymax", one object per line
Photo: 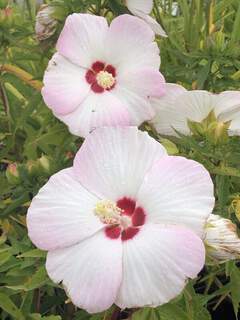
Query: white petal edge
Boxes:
[
  {"xmin": 46, "ymin": 231, "xmax": 122, "ymax": 313},
  {"xmin": 116, "ymin": 224, "xmax": 205, "ymax": 309},
  {"xmin": 73, "ymin": 127, "xmax": 167, "ymax": 200},
  {"xmin": 27, "ymin": 168, "xmax": 103, "ymax": 251}
]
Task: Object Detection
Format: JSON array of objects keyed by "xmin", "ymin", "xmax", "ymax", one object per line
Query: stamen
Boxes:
[
  {"xmin": 96, "ymin": 71, "xmax": 115, "ymax": 89},
  {"xmin": 95, "ymin": 200, "xmax": 121, "ymax": 225}
]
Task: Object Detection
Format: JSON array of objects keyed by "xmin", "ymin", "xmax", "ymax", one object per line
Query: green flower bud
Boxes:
[{"xmin": 6, "ymin": 163, "xmax": 20, "ymax": 185}]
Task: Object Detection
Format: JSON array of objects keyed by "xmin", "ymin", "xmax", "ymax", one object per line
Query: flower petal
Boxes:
[
  {"xmin": 116, "ymin": 224, "xmax": 205, "ymax": 308},
  {"xmin": 137, "ymin": 156, "xmax": 214, "ymax": 237},
  {"xmin": 42, "ymin": 53, "xmax": 90, "ymax": 115},
  {"xmin": 46, "ymin": 231, "xmax": 122, "ymax": 313},
  {"xmin": 27, "ymin": 168, "xmax": 103, "ymax": 251},
  {"xmin": 214, "ymin": 91, "xmax": 240, "ymax": 122},
  {"xmin": 151, "ymin": 88, "xmax": 213, "ymax": 136},
  {"xmin": 56, "ymin": 91, "xmax": 130, "ymax": 137},
  {"xmin": 117, "ymin": 68, "xmax": 165, "ymax": 98},
  {"xmin": 106, "ymin": 15, "xmax": 160, "ymax": 71},
  {"xmin": 113, "ymin": 86, "xmax": 155, "ymax": 125},
  {"xmin": 134, "ymin": 11, "xmax": 167, "ymax": 37},
  {"xmin": 73, "ymin": 127, "xmax": 167, "ymax": 200},
  {"xmin": 228, "ymin": 116, "xmax": 240, "ymax": 136},
  {"xmin": 56, "ymin": 13, "xmax": 108, "ymax": 68},
  {"xmin": 126, "ymin": 0, "xmax": 153, "ymax": 15}
]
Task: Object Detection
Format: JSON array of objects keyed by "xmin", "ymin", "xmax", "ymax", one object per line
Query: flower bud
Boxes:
[
  {"xmin": 159, "ymin": 138, "xmax": 179, "ymax": 155},
  {"xmin": 6, "ymin": 163, "xmax": 20, "ymax": 185},
  {"xmin": 38, "ymin": 155, "xmax": 51, "ymax": 173},
  {"xmin": 205, "ymin": 214, "xmax": 240, "ymax": 264},
  {"xmin": 0, "ymin": 6, "xmax": 13, "ymax": 26},
  {"xmin": 35, "ymin": 4, "xmax": 58, "ymax": 41},
  {"xmin": 0, "ymin": 0, "xmax": 8, "ymax": 9},
  {"xmin": 26, "ymin": 160, "xmax": 39, "ymax": 177},
  {"xmin": 231, "ymin": 198, "xmax": 240, "ymax": 222}
]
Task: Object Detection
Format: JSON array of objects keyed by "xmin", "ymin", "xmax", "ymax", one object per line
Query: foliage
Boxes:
[{"xmin": 0, "ymin": 0, "xmax": 240, "ymax": 319}]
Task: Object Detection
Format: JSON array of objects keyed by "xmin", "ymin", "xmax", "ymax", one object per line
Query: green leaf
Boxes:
[
  {"xmin": 132, "ymin": 308, "xmax": 160, "ymax": 320},
  {"xmin": 17, "ymin": 249, "xmax": 46, "ymax": 258},
  {"xmin": 230, "ymin": 264, "xmax": 240, "ymax": 318},
  {"xmin": 0, "ymin": 292, "xmax": 24, "ymax": 320},
  {"xmin": 7, "ymin": 265, "xmax": 49, "ymax": 291}
]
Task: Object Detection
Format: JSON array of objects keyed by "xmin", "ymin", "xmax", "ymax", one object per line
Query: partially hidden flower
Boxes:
[
  {"xmin": 35, "ymin": 4, "xmax": 58, "ymax": 41},
  {"xmin": 27, "ymin": 127, "xmax": 214, "ymax": 313},
  {"xmin": 125, "ymin": 0, "xmax": 167, "ymax": 37},
  {"xmin": 151, "ymin": 84, "xmax": 240, "ymax": 137},
  {"xmin": 205, "ymin": 214, "xmax": 240, "ymax": 264},
  {"xmin": 42, "ymin": 14, "xmax": 165, "ymax": 137}
]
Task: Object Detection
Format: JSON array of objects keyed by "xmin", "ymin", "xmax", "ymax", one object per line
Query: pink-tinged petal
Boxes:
[
  {"xmin": 137, "ymin": 156, "xmax": 214, "ymax": 237},
  {"xmin": 46, "ymin": 231, "xmax": 122, "ymax": 313},
  {"xmin": 116, "ymin": 224, "xmax": 205, "ymax": 308},
  {"xmin": 56, "ymin": 13, "xmax": 108, "ymax": 68},
  {"xmin": 27, "ymin": 168, "xmax": 103, "ymax": 251},
  {"xmin": 106, "ymin": 15, "xmax": 160, "ymax": 71},
  {"xmin": 56, "ymin": 92, "xmax": 130, "ymax": 138},
  {"xmin": 214, "ymin": 91, "xmax": 240, "ymax": 122},
  {"xmin": 118, "ymin": 68, "xmax": 165, "ymax": 99},
  {"xmin": 113, "ymin": 86, "xmax": 155, "ymax": 125},
  {"xmin": 126, "ymin": 0, "xmax": 153, "ymax": 14},
  {"xmin": 73, "ymin": 127, "xmax": 167, "ymax": 200},
  {"xmin": 42, "ymin": 53, "xmax": 90, "ymax": 115},
  {"xmin": 151, "ymin": 88, "xmax": 214, "ymax": 136}
]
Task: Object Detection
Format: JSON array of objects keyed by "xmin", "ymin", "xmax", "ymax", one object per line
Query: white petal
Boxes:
[
  {"xmin": 56, "ymin": 91, "xmax": 130, "ymax": 137},
  {"xmin": 214, "ymin": 91, "xmax": 240, "ymax": 122},
  {"xmin": 117, "ymin": 68, "xmax": 165, "ymax": 98},
  {"xmin": 116, "ymin": 224, "xmax": 205, "ymax": 308},
  {"xmin": 46, "ymin": 231, "xmax": 122, "ymax": 313},
  {"xmin": 73, "ymin": 127, "xmax": 167, "ymax": 200},
  {"xmin": 106, "ymin": 15, "xmax": 160, "ymax": 71},
  {"xmin": 42, "ymin": 53, "xmax": 90, "ymax": 115},
  {"xmin": 56, "ymin": 13, "xmax": 108, "ymax": 68},
  {"xmin": 27, "ymin": 168, "xmax": 103, "ymax": 251},
  {"xmin": 113, "ymin": 86, "xmax": 155, "ymax": 125},
  {"xmin": 137, "ymin": 156, "xmax": 214, "ymax": 237},
  {"xmin": 126, "ymin": 0, "xmax": 153, "ymax": 15},
  {"xmin": 134, "ymin": 11, "xmax": 167, "ymax": 37},
  {"xmin": 228, "ymin": 116, "xmax": 240, "ymax": 136},
  {"xmin": 151, "ymin": 88, "xmax": 214, "ymax": 136}
]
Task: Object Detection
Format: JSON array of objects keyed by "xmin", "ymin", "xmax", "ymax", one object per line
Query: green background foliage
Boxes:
[{"xmin": 0, "ymin": 0, "xmax": 240, "ymax": 319}]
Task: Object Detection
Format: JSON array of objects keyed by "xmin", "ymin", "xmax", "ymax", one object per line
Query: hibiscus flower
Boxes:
[
  {"xmin": 151, "ymin": 84, "xmax": 240, "ymax": 137},
  {"xmin": 27, "ymin": 127, "xmax": 214, "ymax": 313},
  {"xmin": 42, "ymin": 14, "xmax": 165, "ymax": 137}
]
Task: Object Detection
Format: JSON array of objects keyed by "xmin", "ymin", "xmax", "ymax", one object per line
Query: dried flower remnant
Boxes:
[
  {"xmin": 205, "ymin": 214, "xmax": 240, "ymax": 264},
  {"xmin": 35, "ymin": 4, "xmax": 58, "ymax": 41}
]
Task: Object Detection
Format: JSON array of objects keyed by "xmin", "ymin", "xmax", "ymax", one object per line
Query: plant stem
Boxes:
[{"xmin": 109, "ymin": 306, "xmax": 121, "ymax": 320}]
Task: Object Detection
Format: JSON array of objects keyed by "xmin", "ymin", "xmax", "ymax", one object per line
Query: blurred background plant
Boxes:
[{"xmin": 0, "ymin": 0, "xmax": 240, "ymax": 319}]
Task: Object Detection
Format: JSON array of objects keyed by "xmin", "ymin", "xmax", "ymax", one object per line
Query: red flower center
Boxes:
[
  {"xmin": 105, "ymin": 197, "xmax": 146, "ymax": 241},
  {"xmin": 85, "ymin": 61, "xmax": 116, "ymax": 94}
]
